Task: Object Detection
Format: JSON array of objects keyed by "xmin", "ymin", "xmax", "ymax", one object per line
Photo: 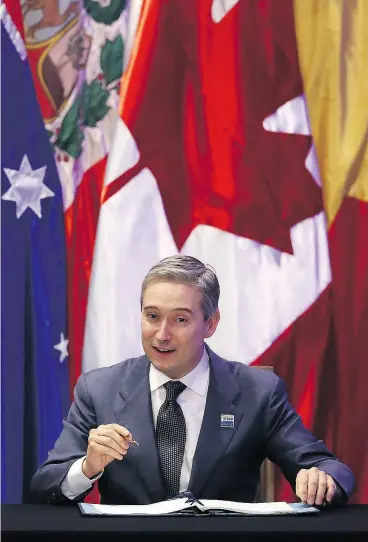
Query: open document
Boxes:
[{"xmin": 79, "ymin": 497, "xmax": 319, "ymax": 516}]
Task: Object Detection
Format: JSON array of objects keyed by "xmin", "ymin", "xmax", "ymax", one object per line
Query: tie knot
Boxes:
[{"xmin": 164, "ymin": 380, "xmax": 186, "ymax": 401}]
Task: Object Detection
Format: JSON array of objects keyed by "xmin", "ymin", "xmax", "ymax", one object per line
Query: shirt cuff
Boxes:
[{"xmin": 60, "ymin": 456, "xmax": 103, "ymax": 500}]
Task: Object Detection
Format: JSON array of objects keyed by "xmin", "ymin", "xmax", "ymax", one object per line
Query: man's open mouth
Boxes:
[{"xmin": 153, "ymin": 346, "xmax": 176, "ymax": 354}]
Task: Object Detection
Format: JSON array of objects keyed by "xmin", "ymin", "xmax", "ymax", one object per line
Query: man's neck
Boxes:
[{"xmin": 149, "ymin": 347, "xmax": 209, "ymax": 390}]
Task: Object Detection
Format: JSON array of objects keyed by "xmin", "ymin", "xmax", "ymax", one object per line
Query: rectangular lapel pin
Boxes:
[{"xmin": 221, "ymin": 414, "xmax": 234, "ymax": 428}]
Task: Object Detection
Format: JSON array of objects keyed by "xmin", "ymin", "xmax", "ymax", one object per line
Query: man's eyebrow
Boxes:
[
  {"xmin": 143, "ymin": 305, "xmax": 193, "ymax": 314},
  {"xmin": 173, "ymin": 308, "xmax": 193, "ymax": 314}
]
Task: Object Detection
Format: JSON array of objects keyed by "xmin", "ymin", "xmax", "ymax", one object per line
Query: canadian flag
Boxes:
[{"xmin": 83, "ymin": 0, "xmax": 332, "ymax": 501}]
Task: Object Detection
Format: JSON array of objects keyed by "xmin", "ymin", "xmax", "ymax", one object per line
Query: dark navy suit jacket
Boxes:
[{"xmin": 30, "ymin": 347, "xmax": 355, "ymax": 504}]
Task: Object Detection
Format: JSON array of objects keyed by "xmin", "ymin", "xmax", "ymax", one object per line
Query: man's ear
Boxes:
[{"xmin": 204, "ymin": 308, "xmax": 220, "ymax": 338}]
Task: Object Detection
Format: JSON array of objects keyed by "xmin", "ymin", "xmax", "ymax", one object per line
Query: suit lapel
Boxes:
[
  {"xmin": 113, "ymin": 356, "xmax": 165, "ymax": 503},
  {"xmin": 188, "ymin": 347, "xmax": 244, "ymax": 498}
]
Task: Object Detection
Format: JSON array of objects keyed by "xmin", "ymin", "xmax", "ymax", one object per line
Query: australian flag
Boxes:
[{"xmin": 1, "ymin": 9, "xmax": 70, "ymax": 503}]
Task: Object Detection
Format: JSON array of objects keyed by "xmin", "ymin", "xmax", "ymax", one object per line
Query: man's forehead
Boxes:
[
  {"xmin": 142, "ymin": 281, "xmax": 201, "ymax": 307},
  {"xmin": 144, "ymin": 280, "xmax": 198, "ymax": 295}
]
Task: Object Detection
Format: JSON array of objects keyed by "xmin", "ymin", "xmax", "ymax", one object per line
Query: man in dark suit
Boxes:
[{"xmin": 31, "ymin": 255, "xmax": 355, "ymax": 505}]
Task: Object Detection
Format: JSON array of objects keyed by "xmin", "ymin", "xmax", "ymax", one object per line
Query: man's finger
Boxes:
[
  {"xmin": 103, "ymin": 428, "xmax": 130, "ymax": 449},
  {"xmin": 89, "ymin": 441, "xmax": 124, "ymax": 461},
  {"xmin": 108, "ymin": 424, "xmax": 131, "ymax": 439},
  {"xmin": 315, "ymin": 471, "xmax": 327, "ymax": 505},
  {"xmin": 90, "ymin": 434, "xmax": 128, "ymax": 456},
  {"xmin": 94, "ymin": 427, "xmax": 130, "ymax": 449},
  {"xmin": 326, "ymin": 475, "xmax": 336, "ymax": 502},
  {"xmin": 307, "ymin": 468, "xmax": 320, "ymax": 504},
  {"xmin": 296, "ymin": 469, "xmax": 308, "ymax": 503}
]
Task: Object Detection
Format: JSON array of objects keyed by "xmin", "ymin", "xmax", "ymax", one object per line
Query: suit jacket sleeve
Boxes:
[
  {"xmin": 30, "ymin": 374, "xmax": 97, "ymax": 504},
  {"xmin": 264, "ymin": 376, "xmax": 355, "ymax": 500}
]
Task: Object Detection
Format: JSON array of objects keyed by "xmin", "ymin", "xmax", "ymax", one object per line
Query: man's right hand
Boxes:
[{"xmin": 82, "ymin": 423, "xmax": 132, "ymax": 479}]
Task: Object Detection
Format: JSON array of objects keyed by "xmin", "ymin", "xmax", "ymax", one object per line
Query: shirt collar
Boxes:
[{"xmin": 149, "ymin": 347, "xmax": 209, "ymax": 397}]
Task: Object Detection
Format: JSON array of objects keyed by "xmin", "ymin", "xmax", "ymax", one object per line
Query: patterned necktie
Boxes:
[{"xmin": 156, "ymin": 380, "xmax": 187, "ymax": 498}]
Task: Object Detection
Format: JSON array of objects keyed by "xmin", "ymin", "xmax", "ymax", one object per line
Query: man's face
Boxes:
[{"xmin": 141, "ymin": 280, "xmax": 220, "ymax": 378}]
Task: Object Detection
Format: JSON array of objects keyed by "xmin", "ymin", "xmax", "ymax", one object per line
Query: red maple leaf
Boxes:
[{"xmin": 104, "ymin": 0, "xmax": 322, "ymax": 254}]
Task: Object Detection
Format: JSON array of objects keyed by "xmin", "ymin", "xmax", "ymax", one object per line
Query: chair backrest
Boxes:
[{"xmin": 252, "ymin": 365, "xmax": 275, "ymax": 503}]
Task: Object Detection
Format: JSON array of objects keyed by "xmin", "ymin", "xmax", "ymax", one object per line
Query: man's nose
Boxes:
[{"xmin": 156, "ymin": 321, "xmax": 171, "ymax": 341}]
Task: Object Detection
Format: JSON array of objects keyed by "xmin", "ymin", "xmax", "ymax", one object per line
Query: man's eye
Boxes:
[
  {"xmin": 147, "ymin": 313, "xmax": 157, "ymax": 320},
  {"xmin": 176, "ymin": 317, "xmax": 187, "ymax": 324}
]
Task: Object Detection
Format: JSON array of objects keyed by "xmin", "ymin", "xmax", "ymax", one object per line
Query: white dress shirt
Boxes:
[{"xmin": 61, "ymin": 349, "xmax": 210, "ymax": 499}]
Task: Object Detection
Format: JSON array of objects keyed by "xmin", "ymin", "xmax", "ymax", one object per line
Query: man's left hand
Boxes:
[{"xmin": 296, "ymin": 467, "xmax": 336, "ymax": 505}]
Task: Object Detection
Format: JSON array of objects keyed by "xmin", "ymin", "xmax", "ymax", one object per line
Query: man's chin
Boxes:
[
  {"xmin": 150, "ymin": 348, "xmax": 177, "ymax": 366},
  {"xmin": 149, "ymin": 350, "xmax": 184, "ymax": 377},
  {"xmin": 153, "ymin": 362, "xmax": 177, "ymax": 378}
]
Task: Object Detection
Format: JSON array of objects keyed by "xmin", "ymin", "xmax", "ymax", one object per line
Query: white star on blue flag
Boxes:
[
  {"xmin": 54, "ymin": 333, "xmax": 69, "ymax": 363},
  {"xmin": 2, "ymin": 154, "xmax": 54, "ymax": 218}
]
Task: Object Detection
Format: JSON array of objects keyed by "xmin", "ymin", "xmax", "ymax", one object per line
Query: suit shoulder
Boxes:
[
  {"xmin": 79, "ymin": 355, "xmax": 147, "ymax": 388},
  {"xmin": 228, "ymin": 359, "xmax": 281, "ymax": 391}
]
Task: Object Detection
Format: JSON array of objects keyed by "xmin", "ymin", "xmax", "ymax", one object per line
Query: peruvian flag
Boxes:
[{"xmin": 83, "ymin": 0, "xmax": 332, "ymax": 502}]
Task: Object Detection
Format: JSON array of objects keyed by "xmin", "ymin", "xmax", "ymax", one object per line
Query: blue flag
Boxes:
[{"xmin": 1, "ymin": 18, "xmax": 70, "ymax": 503}]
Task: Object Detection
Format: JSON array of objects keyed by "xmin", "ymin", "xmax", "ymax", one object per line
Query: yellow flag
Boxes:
[{"xmin": 294, "ymin": 0, "xmax": 368, "ymax": 225}]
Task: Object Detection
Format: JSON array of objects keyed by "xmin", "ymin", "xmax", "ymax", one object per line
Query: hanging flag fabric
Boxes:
[
  {"xmin": 294, "ymin": 0, "xmax": 368, "ymax": 504},
  {"xmin": 84, "ymin": 0, "xmax": 332, "ymax": 502},
  {"xmin": 21, "ymin": 0, "xmax": 144, "ymax": 390},
  {"xmin": 1, "ymin": 3, "xmax": 70, "ymax": 504}
]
